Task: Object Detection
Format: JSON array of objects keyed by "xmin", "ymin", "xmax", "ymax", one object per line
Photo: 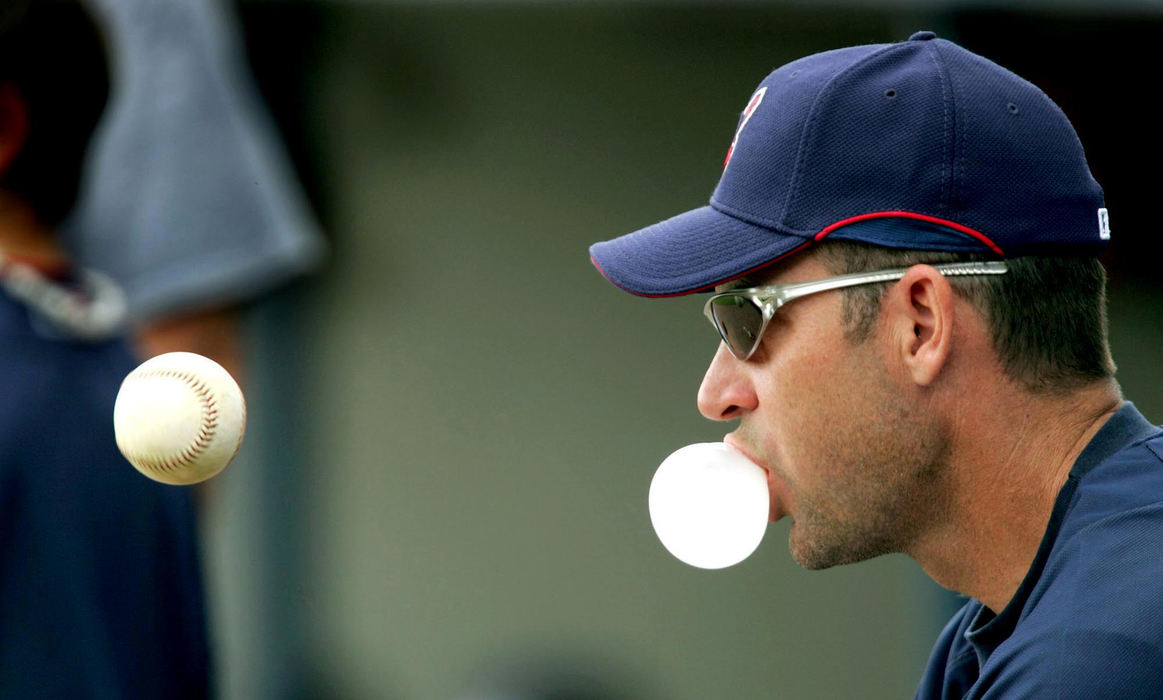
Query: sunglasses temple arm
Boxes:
[
  {"xmin": 775, "ymin": 269, "xmax": 910, "ymax": 306},
  {"xmin": 775, "ymin": 260, "xmax": 1009, "ymax": 307}
]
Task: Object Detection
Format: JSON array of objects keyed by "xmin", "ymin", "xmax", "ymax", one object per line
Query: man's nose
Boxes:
[{"xmin": 697, "ymin": 343, "xmax": 758, "ymax": 421}]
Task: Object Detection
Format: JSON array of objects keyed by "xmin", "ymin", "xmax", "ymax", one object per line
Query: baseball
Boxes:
[{"xmin": 113, "ymin": 351, "xmax": 247, "ymax": 485}]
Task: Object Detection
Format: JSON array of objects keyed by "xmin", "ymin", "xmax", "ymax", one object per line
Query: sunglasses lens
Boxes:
[{"xmin": 709, "ymin": 295, "xmax": 763, "ymax": 358}]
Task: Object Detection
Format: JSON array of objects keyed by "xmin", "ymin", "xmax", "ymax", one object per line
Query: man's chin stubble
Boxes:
[{"xmin": 787, "ymin": 516, "xmax": 899, "ymax": 570}]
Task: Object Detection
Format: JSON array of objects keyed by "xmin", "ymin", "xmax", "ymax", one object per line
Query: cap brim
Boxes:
[{"xmin": 589, "ymin": 204, "xmax": 812, "ymax": 297}]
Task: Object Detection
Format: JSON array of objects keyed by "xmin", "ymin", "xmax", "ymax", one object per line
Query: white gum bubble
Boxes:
[{"xmin": 648, "ymin": 442, "xmax": 770, "ymax": 569}]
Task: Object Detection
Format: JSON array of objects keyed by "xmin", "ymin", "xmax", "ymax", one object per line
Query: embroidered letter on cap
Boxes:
[
  {"xmin": 1098, "ymin": 208, "xmax": 1111, "ymax": 240},
  {"xmin": 722, "ymin": 87, "xmax": 767, "ymax": 171}
]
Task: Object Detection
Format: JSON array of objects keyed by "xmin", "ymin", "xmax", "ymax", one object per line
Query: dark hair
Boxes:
[
  {"xmin": 0, "ymin": 0, "xmax": 110, "ymax": 224},
  {"xmin": 812, "ymin": 239, "xmax": 1116, "ymax": 395}
]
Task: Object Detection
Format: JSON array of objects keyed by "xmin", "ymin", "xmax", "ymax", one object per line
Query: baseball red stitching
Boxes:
[{"xmin": 121, "ymin": 369, "xmax": 218, "ymax": 475}]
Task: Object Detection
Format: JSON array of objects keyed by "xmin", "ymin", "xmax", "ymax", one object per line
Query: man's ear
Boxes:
[
  {"xmin": 0, "ymin": 83, "xmax": 30, "ymax": 177},
  {"xmin": 884, "ymin": 264, "xmax": 955, "ymax": 387}
]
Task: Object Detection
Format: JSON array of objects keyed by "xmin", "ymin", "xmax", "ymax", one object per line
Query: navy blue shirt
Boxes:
[
  {"xmin": 0, "ymin": 293, "xmax": 210, "ymax": 698},
  {"xmin": 916, "ymin": 402, "xmax": 1163, "ymax": 698}
]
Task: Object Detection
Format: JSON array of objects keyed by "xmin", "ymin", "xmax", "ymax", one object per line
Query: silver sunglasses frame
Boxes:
[{"xmin": 703, "ymin": 260, "xmax": 1009, "ymax": 360}]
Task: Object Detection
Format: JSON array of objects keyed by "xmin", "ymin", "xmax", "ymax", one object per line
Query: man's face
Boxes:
[{"xmin": 697, "ymin": 253, "xmax": 951, "ymax": 570}]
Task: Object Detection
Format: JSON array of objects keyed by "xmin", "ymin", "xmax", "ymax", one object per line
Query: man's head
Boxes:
[
  {"xmin": 589, "ymin": 32, "xmax": 1117, "ymax": 569},
  {"xmin": 0, "ymin": 0, "xmax": 110, "ymax": 226}
]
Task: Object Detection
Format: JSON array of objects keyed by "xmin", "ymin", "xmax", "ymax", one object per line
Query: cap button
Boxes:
[{"xmin": 909, "ymin": 30, "xmax": 937, "ymax": 41}]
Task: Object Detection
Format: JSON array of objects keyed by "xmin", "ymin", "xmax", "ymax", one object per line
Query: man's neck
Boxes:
[{"xmin": 910, "ymin": 381, "xmax": 1122, "ymax": 613}]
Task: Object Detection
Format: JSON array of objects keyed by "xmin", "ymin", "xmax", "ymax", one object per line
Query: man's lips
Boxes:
[{"xmin": 724, "ymin": 435, "xmax": 790, "ymax": 523}]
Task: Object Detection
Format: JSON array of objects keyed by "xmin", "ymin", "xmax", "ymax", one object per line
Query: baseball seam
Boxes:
[{"xmin": 123, "ymin": 369, "xmax": 218, "ymax": 474}]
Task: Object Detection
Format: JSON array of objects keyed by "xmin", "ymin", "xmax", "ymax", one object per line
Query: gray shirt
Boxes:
[{"xmin": 65, "ymin": 0, "xmax": 326, "ymax": 320}]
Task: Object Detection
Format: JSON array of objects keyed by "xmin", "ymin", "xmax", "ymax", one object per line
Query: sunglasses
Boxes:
[{"xmin": 703, "ymin": 261, "xmax": 1009, "ymax": 361}]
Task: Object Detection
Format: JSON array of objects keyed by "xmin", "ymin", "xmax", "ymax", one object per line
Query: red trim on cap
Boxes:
[
  {"xmin": 814, "ymin": 211, "xmax": 1004, "ymax": 255},
  {"xmin": 592, "ymin": 211, "xmax": 1000, "ymax": 298},
  {"xmin": 591, "ymin": 240, "xmax": 813, "ymax": 298}
]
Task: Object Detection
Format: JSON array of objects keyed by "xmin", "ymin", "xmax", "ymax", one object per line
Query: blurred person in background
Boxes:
[
  {"xmin": 0, "ymin": 1, "xmax": 210, "ymax": 696},
  {"xmin": 58, "ymin": 2, "xmax": 328, "ymax": 696}
]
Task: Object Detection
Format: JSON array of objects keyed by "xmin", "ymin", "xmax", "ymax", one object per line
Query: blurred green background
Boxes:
[{"xmin": 200, "ymin": 3, "xmax": 1163, "ymax": 698}]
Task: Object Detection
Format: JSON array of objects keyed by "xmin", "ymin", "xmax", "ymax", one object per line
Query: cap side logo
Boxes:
[
  {"xmin": 723, "ymin": 87, "xmax": 767, "ymax": 172},
  {"xmin": 1098, "ymin": 208, "xmax": 1111, "ymax": 240}
]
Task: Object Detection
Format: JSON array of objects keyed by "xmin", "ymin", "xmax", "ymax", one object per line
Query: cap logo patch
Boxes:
[
  {"xmin": 723, "ymin": 87, "xmax": 767, "ymax": 171},
  {"xmin": 1098, "ymin": 208, "xmax": 1111, "ymax": 240}
]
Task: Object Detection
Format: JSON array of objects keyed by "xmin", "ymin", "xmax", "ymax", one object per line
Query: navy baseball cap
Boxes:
[{"xmin": 589, "ymin": 31, "xmax": 1109, "ymax": 297}]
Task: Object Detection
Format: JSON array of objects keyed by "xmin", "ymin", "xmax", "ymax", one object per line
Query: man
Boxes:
[
  {"xmin": 590, "ymin": 31, "xmax": 1163, "ymax": 697},
  {"xmin": 0, "ymin": 1, "xmax": 210, "ymax": 696}
]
